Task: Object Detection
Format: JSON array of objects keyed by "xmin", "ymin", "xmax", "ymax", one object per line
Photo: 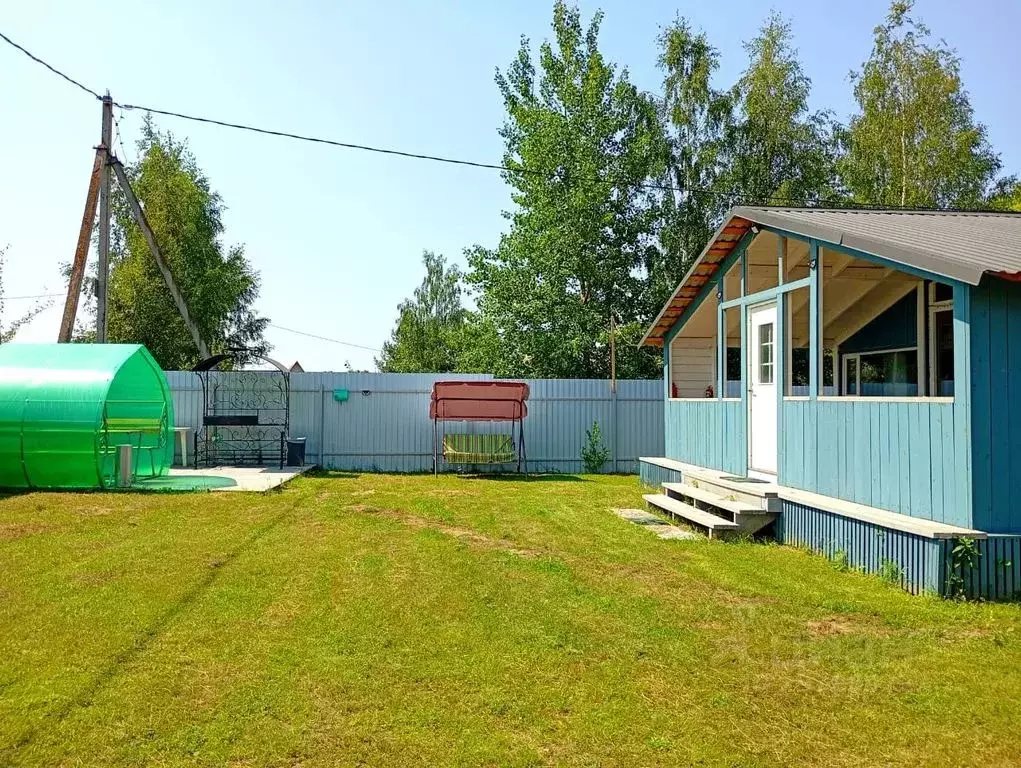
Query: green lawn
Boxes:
[{"xmin": 1, "ymin": 473, "xmax": 1019, "ymax": 767}]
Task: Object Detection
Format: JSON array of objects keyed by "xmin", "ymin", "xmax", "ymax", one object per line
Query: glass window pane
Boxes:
[
  {"xmin": 933, "ymin": 282, "xmax": 953, "ymax": 303},
  {"xmin": 858, "ymin": 349, "xmax": 919, "ymax": 396},
  {"xmin": 847, "ymin": 358, "xmax": 858, "ymax": 395},
  {"xmin": 758, "ymin": 323, "xmax": 774, "ymax": 384},
  {"xmin": 935, "ymin": 310, "xmax": 954, "ymax": 395}
]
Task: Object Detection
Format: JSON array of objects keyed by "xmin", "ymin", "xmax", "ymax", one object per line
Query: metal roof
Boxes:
[{"xmin": 641, "ymin": 206, "xmax": 1021, "ymax": 347}]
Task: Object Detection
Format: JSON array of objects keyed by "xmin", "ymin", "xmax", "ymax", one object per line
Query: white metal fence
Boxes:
[{"xmin": 165, "ymin": 372, "xmax": 664, "ymax": 474}]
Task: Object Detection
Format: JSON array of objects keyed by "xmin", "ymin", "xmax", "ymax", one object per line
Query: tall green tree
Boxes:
[
  {"xmin": 988, "ymin": 177, "xmax": 1021, "ymax": 212},
  {"xmin": 376, "ymin": 251, "xmax": 467, "ymax": 373},
  {"xmin": 467, "ymin": 1, "xmax": 664, "ymax": 379},
  {"xmin": 723, "ymin": 13, "xmax": 838, "ymax": 207},
  {"xmin": 652, "ymin": 16, "xmax": 733, "ymax": 311},
  {"xmin": 107, "ymin": 116, "xmax": 267, "ymax": 369},
  {"xmin": 838, "ymin": 1, "xmax": 1000, "ymax": 207}
]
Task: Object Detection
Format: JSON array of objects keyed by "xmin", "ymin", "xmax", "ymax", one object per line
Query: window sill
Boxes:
[
  {"xmin": 667, "ymin": 397, "xmax": 743, "ymax": 403},
  {"xmin": 817, "ymin": 396, "xmax": 954, "ymax": 404}
]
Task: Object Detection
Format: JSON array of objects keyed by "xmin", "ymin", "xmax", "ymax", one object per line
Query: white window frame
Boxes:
[{"xmin": 841, "ymin": 346, "xmax": 919, "ymax": 397}]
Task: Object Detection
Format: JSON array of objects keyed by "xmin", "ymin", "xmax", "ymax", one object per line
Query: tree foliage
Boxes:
[
  {"xmin": 465, "ymin": 1, "xmax": 664, "ymax": 379},
  {"xmin": 107, "ymin": 116, "xmax": 267, "ymax": 369},
  {"xmin": 724, "ymin": 13, "xmax": 838, "ymax": 207},
  {"xmin": 376, "ymin": 251, "xmax": 467, "ymax": 373},
  {"xmin": 0, "ymin": 246, "xmax": 50, "ymax": 343},
  {"xmin": 987, "ymin": 177, "xmax": 1021, "ymax": 212},
  {"xmin": 838, "ymin": 1, "xmax": 1000, "ymax": 207},
  {"xmin": 378, "ymin": 0, "xmax": 1017, "ymax": 379},
  {"xmin": 652, "ymin": 16, "xmax": 732, "ymax": 310}
]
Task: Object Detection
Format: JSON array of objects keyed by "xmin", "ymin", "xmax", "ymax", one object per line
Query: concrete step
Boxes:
[
  {"xmin": 662, "ymin": 482, "xmax": 770, "ymax": 516},
  {"xmin": 642, "ymin": 493, "xmax": 739, "ymax": 539}
]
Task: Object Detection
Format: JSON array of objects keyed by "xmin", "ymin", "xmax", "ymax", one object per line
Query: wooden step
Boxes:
[
  {"xmin": 642, "ymin": 494, "xmax": 739, "ymax": 539},
  {"xmin": 680, "ymin": 472, "xmax": 779, "ymax": 512},
  {"xmin": 662, "ymin": 482, "xmax": 769, "ymax": 516}
]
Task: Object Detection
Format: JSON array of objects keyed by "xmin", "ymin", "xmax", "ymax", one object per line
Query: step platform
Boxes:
[{"xmin": 642, "ymin": 493, "xmax": 740, "ymax": 539}]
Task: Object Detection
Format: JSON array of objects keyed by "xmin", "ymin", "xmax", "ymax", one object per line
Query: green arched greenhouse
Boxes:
[{"xmin": 0, "ymin": 344, "xmax": 174, "ymax": 489}]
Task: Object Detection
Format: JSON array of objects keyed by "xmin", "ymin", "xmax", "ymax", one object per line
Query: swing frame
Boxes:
[{"xmin": 430, "ymin": 381, "xmax": 529, "ymax": 475}]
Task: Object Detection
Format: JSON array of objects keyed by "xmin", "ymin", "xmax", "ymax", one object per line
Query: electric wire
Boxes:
[
  {"xmin": 0, "ymin": 30, "xmax": 101, "ymax": 100},
  {"xmin": 1, "ymin": 30, "xmax": 1013, "ymax": 214},
  {"xmin": 0, "ymin": 28, "xmax": 855, "ymax": 208},
  {"xmin": 268, "ymin": 323, "xmax": 381, "ymax": 352}
]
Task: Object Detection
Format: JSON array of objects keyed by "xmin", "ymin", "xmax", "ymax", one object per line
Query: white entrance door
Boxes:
[{"xmin": 748, "ymin": 302, "xmax": 778, "ymax": 475}]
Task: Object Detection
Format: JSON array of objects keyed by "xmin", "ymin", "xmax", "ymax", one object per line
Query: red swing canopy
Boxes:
[{"xmin": 429, "ymin": 381, "xmax": 529, "ymax": 421}]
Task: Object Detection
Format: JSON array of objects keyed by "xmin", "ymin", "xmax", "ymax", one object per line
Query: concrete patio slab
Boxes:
[
  {"xmin": 612, "ymin": 508, "xmax": 699, "ymax": 540},
  {"xmin": 137, "ymin": 466, "xmax": 313, "ymax": 492}
]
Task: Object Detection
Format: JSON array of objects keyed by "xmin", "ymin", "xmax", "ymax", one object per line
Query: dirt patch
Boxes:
[
  {"xmin": 78, "ymin": 508, "xmax": 114, "ymax": 517},
  {"xmin": 74, "ymin": 570, "xmax": 120, "ymax": 588},
  {"xmin": 0, "ymin": 522, "xmax": 53, "ymax": 542},
  {"xmin": 806, "ymin": 615, "xmax": 891, "ymax": 638},
  {"xmin": 342, "ymin": 504, "xmax": 540, "ymax": 558},
  {"xmin": 421, "ymin": 489, "xmax": 480, "ymax": 498},
  {"xmin": 712, "ymin": 590, "xmax": 776, "ymax": 607},
  {"xmin": 349, "ymin": 489, "xmax": 377, "ymax": 497},
  {"xmin": 343, "ymin": 504, "xmax": 380, "ymax": 514},
  {"xmin": 939, "ymin": 626, "xmax": 997, "ymax": 641}
]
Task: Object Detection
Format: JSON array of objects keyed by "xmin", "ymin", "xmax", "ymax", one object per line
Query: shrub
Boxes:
[{"xmin": 581, "ymin": 421, "xmax": 610, "ymax": 474}]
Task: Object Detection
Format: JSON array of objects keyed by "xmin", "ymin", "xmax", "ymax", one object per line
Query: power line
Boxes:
[
  {"xmin": 0, "ymin": 30, "xmax": 101, "ymax": 100},
  {"xmin": 268, "ymin": 323, "xmax": 380, "ymax": 352},
  {"xmin": 4, "ymin": 292, "xmax": 62, "ymax": 300},
  {"xmin": 113, "ymin": 107, "xmax": 131, "ymax": 164},
  {"xmin": 0, "ymin": 28, "xmax": 797, "ymax": 205},
  {"xmin": 0, "ymin": 29, "xmax": 1003, "ymax": 214}
]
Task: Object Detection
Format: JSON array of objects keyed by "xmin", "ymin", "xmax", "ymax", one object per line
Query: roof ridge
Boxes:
[{"xmin": 743, "ymin": 205, "xmax": 1021, "ymax": 217}]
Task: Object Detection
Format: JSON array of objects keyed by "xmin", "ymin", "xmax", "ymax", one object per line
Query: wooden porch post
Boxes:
[
  {"xmin": 809, "ymin": 241, "xmax": 821, "ymax": 398},
  {"xmin": 916, "ymin": 282, "xmax": 926, "ymax": 396},
  {"xmin": 663, "ymin": 333, "xmax": 671, "ymax": 400},
  {"xmin": 717, "ymin": 281, "xmax": 725, "ymax": 399}
]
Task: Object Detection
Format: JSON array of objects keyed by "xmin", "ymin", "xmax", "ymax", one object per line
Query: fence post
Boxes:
[
  {"xmin": 611, "ymin": 385, "xmax": 618, "ymax": 473},
  {"xmin": 318, "ymin": 380, "xmax": 326, "ymax": 467}
]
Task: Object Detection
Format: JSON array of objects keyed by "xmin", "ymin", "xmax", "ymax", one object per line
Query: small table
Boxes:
[{"xmin": 173, "ymin": 427, "xmax": 191, "ymax": 467}]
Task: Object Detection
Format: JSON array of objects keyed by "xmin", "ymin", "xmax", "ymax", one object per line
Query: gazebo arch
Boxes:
[{"xmin": 192, "ymin": 351, "xmax": 291, "ymax": 467}]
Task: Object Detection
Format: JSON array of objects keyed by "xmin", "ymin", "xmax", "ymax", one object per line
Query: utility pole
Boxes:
[
  {"xmin": 609, "ymin": 309, "xmax": 616, "ymax": 394},
  {"xmin": 96, "ymin": 92, "xmax": 113, "ymax": 342}
]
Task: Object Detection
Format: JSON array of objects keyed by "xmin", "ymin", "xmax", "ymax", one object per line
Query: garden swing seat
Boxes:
[
  {"xmin": 430, "ymin": 381, "xmax": 529, "ymax": 474},
  {"xmin": 442, "ymin": 433, "xmax": 516, "ymax": 465}
]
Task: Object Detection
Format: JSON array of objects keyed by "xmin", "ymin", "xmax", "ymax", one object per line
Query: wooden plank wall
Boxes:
[
  {"xmin": 776, "ymin": 500, "xmax": 945, "ymax": 595},
  {"xmin": 670, "ymin": 338, "xmax": 715, "ymax": 398},
  {"xmin": 969, "ymin": 277, "xmax": 1021, "ymax": 533},
  {"xmin": 780, "ymin": 399, "xmax": 964, "ymax": 526},
  {"xmin": 664, "ymin": 399, "xmax": 746, "ymax": 475}
]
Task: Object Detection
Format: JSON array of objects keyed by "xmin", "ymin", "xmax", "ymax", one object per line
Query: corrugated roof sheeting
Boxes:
[
  {"xmin": 736, "ymin": 207, "xmax": 1021, "ymax": 282},
  {"xmin": 166, "ymin": 372, "xmax": 663, "ymax": 474},
  {"xmin": 642, "ymin": 206, "xmax": 1021, "ymax": 347}
]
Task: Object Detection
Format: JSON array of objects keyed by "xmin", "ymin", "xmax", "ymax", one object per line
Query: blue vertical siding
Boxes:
[
  {"xmin": 639, "ymin": 461, "xmax": 683, "ymax": 488},
  {"xmin": 968, "ymin": 536, "xmax": 1021, "ymax": 600},
  {"xmin": 777, "ymin": 500, "xmax": 945, "ymax": 594},
  {"xmin": 780, "ymin": 399, "xmax": 964, "ymax": 526},
  {"xmin": 970, "ymin": 277, "xmax": 1021, "ymax": 533},
  {"xmin": 664, "ymin": 399, "xmax": 746, "ymax": 475},
  {"xmin": 779, "ymin": 500, "xmax": 1021, "ymax": 599},
  {"xmin": 841, "ymin": 290, "xmax": 917, "ymax": 354}
]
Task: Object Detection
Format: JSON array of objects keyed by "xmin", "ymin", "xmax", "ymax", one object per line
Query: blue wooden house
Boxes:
[{"xmin": 639, "ymin": 207, "xmax": 1021, "ymax": 598}]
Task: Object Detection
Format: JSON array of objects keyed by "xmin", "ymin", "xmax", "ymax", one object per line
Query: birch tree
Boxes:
[{"xmin": 838, "ymin": 0, "xmax": 999, "ymax": 208}]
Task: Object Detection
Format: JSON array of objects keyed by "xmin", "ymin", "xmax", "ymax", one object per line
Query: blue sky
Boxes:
[{"xmin": 1, "ymin": 0, "xmax": 1018, "ymax": 370}]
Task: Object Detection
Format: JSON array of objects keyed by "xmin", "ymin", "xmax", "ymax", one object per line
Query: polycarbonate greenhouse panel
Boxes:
[{"xmin": 0, "ymin": 343, "xmax": 174, "ymax": 489}]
